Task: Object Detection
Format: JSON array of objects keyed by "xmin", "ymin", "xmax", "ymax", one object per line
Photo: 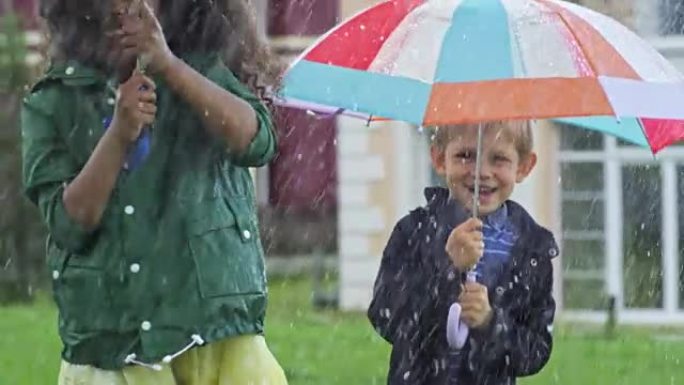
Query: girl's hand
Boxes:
[
  {"xmin": 115, "ymin": 1, "xmax": 175, "ymax": 74},
  {"xmin": 111, "ymin": 71, "xmax": 157, "ymax": 144}
]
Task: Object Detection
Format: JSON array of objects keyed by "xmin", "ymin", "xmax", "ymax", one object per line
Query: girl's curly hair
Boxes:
[{"xmin": 39, "ymin": 0, "xmax": 283, "ymax": 100}]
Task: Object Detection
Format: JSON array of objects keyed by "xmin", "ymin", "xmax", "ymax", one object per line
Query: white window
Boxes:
[{"xmin": 558, "ymin": 124, "xmax": 684, "ymax": 316}]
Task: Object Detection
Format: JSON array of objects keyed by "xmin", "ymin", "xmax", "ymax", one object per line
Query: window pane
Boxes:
[
  {"xmin": 563, "ymin": 278, "xmax": 608, "ymax": 310},
  {"xmin": 617, "ymin": 138, "xmax": 638, "ymax": 147},
  {"xmin": 562, "ymin": 239, "xmax": 604, "ymax": 270},
  {"xmin": 561, "ymin": 199, "xmax": 604, "ymax": 230},
  {"xmin": 560, "ymin": 161, "xmax": 606, "ymax": 303},
  {"xmin": 560, "ymin": 163, "xmax": 603, "ymax": 191},
  {"xmin": 660, "ymin": 0, "xmax": 684, "ymax": 34},
  {"xmin": 559, "ymin": 124, "xmax": 603, "ymax": 151},
  {"xmin": 622, "ymin": 165, "xmax": 663, "ymax": 309}
]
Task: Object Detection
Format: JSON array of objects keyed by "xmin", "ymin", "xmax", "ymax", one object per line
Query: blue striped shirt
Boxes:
[
  {"xmin": 447, "ymin": 204, "xmax": 518, "ymax": 384},
  {"xmin": 473, "ymin": 203, "xmax": 518, "ymax": 291}
]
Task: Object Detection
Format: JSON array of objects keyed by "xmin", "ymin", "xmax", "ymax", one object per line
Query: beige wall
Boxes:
[{"xmin": 340, "ymin": 0, "xmax": 376, "ymax": 19}]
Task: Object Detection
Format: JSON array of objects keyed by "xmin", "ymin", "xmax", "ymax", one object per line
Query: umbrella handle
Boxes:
[
  {"xmin": 447, "ymin": 302, "xmax": 469, "ymax": 348},
  {"xmin": 447, "ymin": 272, "xmax": 478, "ymax": 349}
]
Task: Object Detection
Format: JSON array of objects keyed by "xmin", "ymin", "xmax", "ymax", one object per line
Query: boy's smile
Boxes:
[{"xmin": 431, "ymin": 124, "xmax": 537, "ymax": 216}]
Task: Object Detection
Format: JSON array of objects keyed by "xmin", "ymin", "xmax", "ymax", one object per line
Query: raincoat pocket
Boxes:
[
  {"xmin": 48, "ymin": 244, "xmax": 115, "ymax": 331},
  {"xmin": 187, "ymin": 197, "xmax": 265, "ymax": 299}
]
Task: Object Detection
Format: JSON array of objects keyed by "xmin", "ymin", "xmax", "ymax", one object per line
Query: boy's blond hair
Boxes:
[{"xmin": 430, "ymin": 120, "xmax": 534, "ymax": 158}]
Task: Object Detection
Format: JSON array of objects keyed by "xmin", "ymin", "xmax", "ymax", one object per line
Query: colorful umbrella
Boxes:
[
  {"xmin": 277, "ymin": 0, "xmax": 684, "ymax": 359},
  {"xmin": 278, "ymin": 0, "xmax": 684, "ymax": 153}
]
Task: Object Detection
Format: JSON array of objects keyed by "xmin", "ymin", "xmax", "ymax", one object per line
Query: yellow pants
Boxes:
[{"xmin": 57, "ymin": 335, "xmax": 288, "ymax": 385}]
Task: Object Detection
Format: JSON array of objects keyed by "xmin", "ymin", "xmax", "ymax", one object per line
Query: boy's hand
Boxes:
[
  {"xmin": 459, "ymin": 282, "xmax": 493, "ymax": 330},
  {"xmin": 111, "ymin": 72, "xmax": 156, "ymax": 144},
  {"xmin": 446, "ymin": 218, "xmax": 484, "ymax": 270}
]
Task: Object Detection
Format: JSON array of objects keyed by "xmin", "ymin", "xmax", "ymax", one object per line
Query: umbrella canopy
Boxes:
[{"xmin": 279, "ymin": 0, "xmax": 684, "ymax": 152}]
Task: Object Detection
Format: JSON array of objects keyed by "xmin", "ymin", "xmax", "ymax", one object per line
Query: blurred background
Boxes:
[{"xmin": 1, "ymin": 0, "xmax": 683, "ymax": 384}]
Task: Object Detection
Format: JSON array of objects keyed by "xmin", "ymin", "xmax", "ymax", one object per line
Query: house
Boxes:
[{"xmin": 6, "ymin": 0, "xmax": 684, "ymax": 324}]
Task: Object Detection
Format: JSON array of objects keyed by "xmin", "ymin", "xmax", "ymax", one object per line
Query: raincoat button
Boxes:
[
  {"xmin": 107, "ymin": 97, "xmax": 115, "ymax": 106},
  {"xmin": 65, "ymin": 66, "xmax": 75, "ymax": 75},
  {"xmin": 141, "ymin": 321, "xmax": 151, "ymax": 331},
  {"xmin": 242, "ymin": 230, "xmax": 251, "ymax": 240},
  {"xmin": 549, "ymin": 248, "xmax": 558, "ymax": 257},
  {"xmin": 124, "ymin": 205, "xmax": 135, "ymax": 215},
  {"xmin": 52, "ymin": 270, "xmax": 60, "ymax": 280},
  {"xmin": 130, "ymin": 263, "xmax": 140, "ymax": 274},
  {"xmin": 496, "ymin": 286, "xmax": 504, "ymax": 295},
  {"xmin": 530, "ymin": 258, "xmax": 538, "ymax": 267}
]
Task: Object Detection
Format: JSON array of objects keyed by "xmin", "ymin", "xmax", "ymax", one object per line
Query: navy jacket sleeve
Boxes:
[
  {"xmin": 469, "ymin": 235, "xmax": 557, "ymax": 377},
  {"xmin": 367, "ymin": 216, "xmax": 420, "ymax": 343}
]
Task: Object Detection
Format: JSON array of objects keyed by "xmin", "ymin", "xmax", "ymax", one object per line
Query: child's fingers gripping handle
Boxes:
[{"xmin": 466, "ymin": 270, "xmax": 477, "ymax": 283}]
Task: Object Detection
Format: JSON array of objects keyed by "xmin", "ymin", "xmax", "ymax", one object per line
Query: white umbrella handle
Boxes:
[{"xmin": 447, "ymin": 271, "xmax": 478, "ymax": 349}]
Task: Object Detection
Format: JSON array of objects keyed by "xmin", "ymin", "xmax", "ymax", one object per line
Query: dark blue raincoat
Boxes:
[{"xmin": 368, "ymin": 187, "xmax": 559, "ymax": 385}]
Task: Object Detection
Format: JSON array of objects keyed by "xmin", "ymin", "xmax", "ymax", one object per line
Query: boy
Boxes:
[{"xmin": 368, "ymin": 121, "xmax": 558, "ymax": 385}]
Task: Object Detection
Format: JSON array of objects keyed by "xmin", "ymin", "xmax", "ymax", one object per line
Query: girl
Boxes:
[{"xmin": 22, "ymin": 0, "xmax": 287, "ymax": 384}]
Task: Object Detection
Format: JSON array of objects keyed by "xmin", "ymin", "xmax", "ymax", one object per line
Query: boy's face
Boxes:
[{"xmin": 431, "ymin": 125, "xmax": 537, "ymax": 216}]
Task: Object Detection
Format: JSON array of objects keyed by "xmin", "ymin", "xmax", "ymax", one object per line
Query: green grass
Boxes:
[{"xmin": 1, "ymin": 278, "xmax": 683, "ymax": 385}]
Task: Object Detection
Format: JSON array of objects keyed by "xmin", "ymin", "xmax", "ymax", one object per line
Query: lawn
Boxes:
[{"xmin": 1, "ymin": 278, "xmax": 683, "ymax": 385}]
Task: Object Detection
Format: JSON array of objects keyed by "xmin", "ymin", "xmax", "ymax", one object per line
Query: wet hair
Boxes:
[
  {"xmin": 430, "ymin": 120, "xmax": 534, "ymax": 158},
  {"xmin": 38, "ymin": 0, "xmax": 283, "ymax": 99}
]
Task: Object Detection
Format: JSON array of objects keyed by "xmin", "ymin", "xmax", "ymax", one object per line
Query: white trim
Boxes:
[
  {"xmin": 634, "ymin": 0, "xmax": 660, "ymax": 37},
  {"xmin": 339, "ymin": 234, "xmax": 371, "ymax": 258},
  {"xmin": 661, "ymin": 161, "xmax": 680, "ymax": 314},
  {"xmin": 604, "ymin": 136, "xmax": 624, "ymax": 309},
  {"xmin": 339, "ymin": 156, "xmax": 385, "ymax": 182},
  {"xmin": 340, "ymin": 207, "xmax": 385, "ymax": 233},
  {"xmin": 394, "ymin": 122, "xmax": 414, "ymax": 223},
  {"xmin": 558, "ymin": 151, "xmax": 606, "ymax": 162},
  {"xmin": 338, "ymin": 130, "xmax": 370, "ymax": 155},
  {"xmin": 340, "ymin": 286, "xmax": 374, "ymax": 310},
  {"xmin": 561, "ymin": 310, "xmax": 684, "ymax": 325},
  {"xmin": 560, "ymin": 146, "xmax": 684, "ymax": 163},
  {"xmin": 412, "ymin": 129, "xmax": 432, "ymax": 210},
  {"xmin": 340, "ymin": 257, "xmax": 381, "ymax": 286},
  {"xmin": 252, "ymin": 0, "xmax": 267, "ymax": 38},
  {"xmin": 339, "ymin": 184, "xmax": 370, "ymax": 207},
  {"xmin": 254, "ymin": 167, "xmax": 269, "ymax": 206}
]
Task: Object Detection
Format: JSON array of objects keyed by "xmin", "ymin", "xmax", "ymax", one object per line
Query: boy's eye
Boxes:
[{"xmin": 455, "ymin": 151, "xmax": 474, "ymax": 160}]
